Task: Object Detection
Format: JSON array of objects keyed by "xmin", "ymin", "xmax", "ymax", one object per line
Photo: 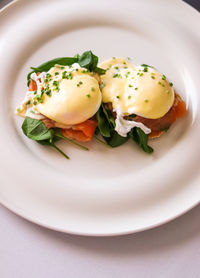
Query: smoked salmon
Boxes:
[{"xmin": 61, "ymin": 120, "xmax": 98, "ymax": 142}]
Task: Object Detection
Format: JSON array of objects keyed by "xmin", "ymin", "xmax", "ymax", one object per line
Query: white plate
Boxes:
[{"xmin": 0, "ymin": 0, "xmax": 200, "ymax": 236}]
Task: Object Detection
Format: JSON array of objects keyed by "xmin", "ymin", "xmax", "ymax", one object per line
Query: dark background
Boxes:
[{"xmin": 184, "ymin": 0, "xmax": 200, "ymax": 11}]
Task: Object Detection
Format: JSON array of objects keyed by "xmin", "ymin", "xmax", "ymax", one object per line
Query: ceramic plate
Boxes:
[{"xmin": 0, "ymin": 0, "xmax": 199, "ymax": 236}]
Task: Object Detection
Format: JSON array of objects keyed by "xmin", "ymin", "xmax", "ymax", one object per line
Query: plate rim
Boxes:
[{"xmin": 0, "ymin": 0, "xmax": 200, "ymax": 236}]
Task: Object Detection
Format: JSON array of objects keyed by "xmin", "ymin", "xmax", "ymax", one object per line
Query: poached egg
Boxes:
[
  {"xmin": 17, "ymin": 63, "xmax": 102, "ymax": 127},
  {"xmin": 99, "ymin": 58, "xmax": 175, "ymax": 136}
]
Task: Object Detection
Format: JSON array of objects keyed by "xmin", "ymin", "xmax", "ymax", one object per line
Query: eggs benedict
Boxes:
[
  {"xmin": 16, "ymin": 51, "xmax": 186, "ymax": 159},
  {"xmin": 17, "ymin": 63, "xmax": 102, "ymax": 141},
  {"xmin": 99, "ymin": 58, "xmax": 186, "ymax": 138}
]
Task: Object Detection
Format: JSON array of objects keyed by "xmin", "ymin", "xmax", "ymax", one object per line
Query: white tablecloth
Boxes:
[{"xmin": 0, "ymin": 1, "xmax": 199, "ymax": 277}]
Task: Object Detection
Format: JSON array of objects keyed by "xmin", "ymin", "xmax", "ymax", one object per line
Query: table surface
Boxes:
[{"xmin": 0, "ymin": 1, "xmax": 200, "ymax": 277}]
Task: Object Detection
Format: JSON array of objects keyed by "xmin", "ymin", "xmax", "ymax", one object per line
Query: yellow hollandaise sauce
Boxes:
[
  {"xmin": 17, "ymin": 63, "xmax": 102, "ymax": 126},
  {"xmin": 100, "ymin": 58, "xmax": 174, "ymax": 119}
]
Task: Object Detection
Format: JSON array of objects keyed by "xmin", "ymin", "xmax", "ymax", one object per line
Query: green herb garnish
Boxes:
[
  {"xmin": 77, "ymin": 81, "xmax": 83, "ymax": 87},
  {"xmin": 113, "ymin": 73, "xmax": 121, "ymax": 78}
]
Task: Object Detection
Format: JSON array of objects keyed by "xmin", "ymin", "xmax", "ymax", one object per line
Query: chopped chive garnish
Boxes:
[
  {"xmin": 86, "ymin": 94, "xmax": 91, "ymax": 98},
  {"xmin": 116, "ymin": 95, "xmax": 120, "ymax": 99},
  {"xmin": 34, "ymin": 90, "xmax": 37, "ymax": 95},
  {"xmin": 135, "ymin": 87, "xmax": 138, "ymax": 90},
  {"xmin": 62, "ymin": 71, "xmax": 67, "ymax": 78},
  {"xmin": 54, "ymin": 72, "xmax": 59, "ymax": 76},
  {"xmin": 140, "ymin": 73, "xmax": 144, "ymax": 77},
  {"xmin": 127, "ymin": 57, "xmax": 131, "ymax": 60},
  {"xmin": 123, "ymin": 62, "xmax": 127, "ymax": 65},
  {"xmin": 170, "ymin": 82, "xmax": 173, "ymax": 87},
  {"xmin": 68, "ymin": 72, "xmax": 73, "ymax": 79},
  {"xmin": 26, "ymin": 100, "xmax": 31, "ymax": 105},
  {"xmin": 91, "ymin": 87, "xmax": 95, "ymax": 92},
  {"xmin": 151, "ymin": 76, "xmax": 155, "ymax": 79},
  {"xmin": 113, "ymin": 73, "xmax": 121, "ymax": 78},
  {"xmin": 158, "ymin": 81, "xmax": 162, "ymax": 85},
  {"xmin": 45, "ymin": 90, "xmax": 51, "ymax": 96},
  {"xmin": 77, "ymin": 81, "xmax": 83, "ymax": 87},
  {"xmin": 53, "ymin": 81, "xmax": 59, "ymax": 86},
  {"xmin": 115, "ymin": 66, "xmax": 119, "ymax": 70},
  {"xmin": 128, "ymin": 84, "xmax": 133, "ymax": 87},
  {"xmin": 162, "ymin": 75, "xmax": 166, "ymax": 80},
  {"xmin": 33, "ymin": 101, "xmax": 37, "ymax": 105},
  {"xmin": 128, "ymin": 95, "xmax": 132, "ymax": 99}
]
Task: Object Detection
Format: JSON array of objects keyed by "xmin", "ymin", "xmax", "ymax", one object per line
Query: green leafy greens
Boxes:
[
  {"xmin": 96, "ymin": 104, "xmax": 153, "ymax": 153},
  {"xmin": 129, "ymin": 128, "xmax": 153, "ymax": 153},
  {"xmin": 27, "ymin": 50, "xmax": 106, "ymax": 85},
  {"xmin": 22, "ymin": 117, "xmax": 88, "ymax": 159}
]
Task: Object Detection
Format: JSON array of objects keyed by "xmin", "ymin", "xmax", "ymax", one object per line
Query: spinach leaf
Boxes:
[
  {"xmin": 22, "ymin": 117, "xmax": 89, "ymax": 159},
  {"xmin": 22, "ymin": 117, "xmax": 54, "ymax": 141},
  {"xmin": 96, "ymin": 104, "xmax": 128, "ymax": 147},
  {"xmin": 96, "ymin": 105, "xmax": 154, "ymax": 152},
  {"xmin": 22, "ymin": 117, "xmax": 69, "ymax": 159},
  {"xmin": 95, "ymin": 126, "xmax": 100, "ymax": 135},
  {"xmin": 101, "ymin": 104, "xmax": 115, "ymax": 128},
  {"xmin": 104, "ymin": 131, "xmax": 129, "ymax": 147},
  {"xmin": 27, "ymin": 57, "xmax": 78, "ymax": 85},
  {"xmin": 95, "ymin": 67, "xmax": 106, "ymax": 75},
  {"xmin": 37, "ymin": 140, "xmax": 70, "ymax": 159},
  {"xmin": 78, "ymin": 51, "xmax": 97, "ymax": 70},
  {"xmin": 78, "ymin": 51, "xmax": 106, "ymax": 74},
  {"xmin": 27, "ymin": 51, "xmax": 105, "ymax": 86},
  {"xmin": 96, "ymin": 106, "xmax": 111, "ymax": 137},
  {"xmin": 129, "ymin": 127, "xmax": 153, "ymax": 153},
  {"xmin": 31, "ymin": 57, "xmax": 78, "ymax": 72}
]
